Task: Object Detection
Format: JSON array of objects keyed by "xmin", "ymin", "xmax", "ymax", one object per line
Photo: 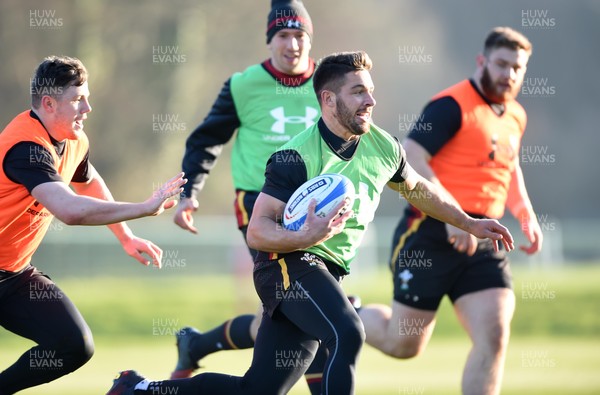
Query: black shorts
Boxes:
[
  {"xmin": 253, "ymin": 251, "xmax": 347, "ymax": 317},
  {"xmin": 390, "ymin": 207, "xmax": 512, "ymax": 311}
]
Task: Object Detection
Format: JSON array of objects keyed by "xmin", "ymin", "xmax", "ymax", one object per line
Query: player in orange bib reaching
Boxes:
[
  {"xmin": 0, "ymin": 56, "xmax": 185, "ymax": 394},
  {"xmin": 358, "ymin": 27, "xmax": 543, "ymax": 395}
]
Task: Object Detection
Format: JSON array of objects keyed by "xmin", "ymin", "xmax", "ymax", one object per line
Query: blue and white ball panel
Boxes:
[{"xmin": 282, "ymin": 173, "xmax": 354, "ymax": 231}]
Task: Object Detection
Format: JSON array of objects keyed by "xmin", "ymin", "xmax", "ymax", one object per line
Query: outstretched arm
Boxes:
[
  {"xmin": 33, "ymin": 167, "xmax": 185, "ymax": 225},
  {"xmin": 396, "ymin": 172, "xmax": 514, "ymax": 252},
  {"xmin": 390, "ymin": 145, "xmax": 514, "ymax": 253},
  {"xmin": 32, "ymin": 167, "xmax": 186, "ymax": 267}
]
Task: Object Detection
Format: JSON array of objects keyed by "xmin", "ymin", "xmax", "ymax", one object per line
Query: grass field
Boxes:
[{"xmin": 1, "ymin": 265, "xmax": 599, "ymax": 394}]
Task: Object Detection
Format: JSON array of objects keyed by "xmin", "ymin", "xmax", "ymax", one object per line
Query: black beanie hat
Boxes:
[{"xmin": 266, "ymin": 0, "xmax": 313, "ymax": 44}]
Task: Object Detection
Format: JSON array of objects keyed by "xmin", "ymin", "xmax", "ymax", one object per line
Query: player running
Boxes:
[{"xmin": 107, "ymin": 50, "xmax": 514, "ymax": 395}]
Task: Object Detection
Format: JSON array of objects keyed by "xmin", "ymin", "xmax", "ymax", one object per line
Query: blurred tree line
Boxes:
[{"xmin": 1, "ymin": 0, "xmax": 599, "ymax": 221}]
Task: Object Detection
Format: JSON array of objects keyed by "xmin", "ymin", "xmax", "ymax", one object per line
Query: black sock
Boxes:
[{"xmin": 190, "ymin": 314, "xmax": 255, "ymax": 360}]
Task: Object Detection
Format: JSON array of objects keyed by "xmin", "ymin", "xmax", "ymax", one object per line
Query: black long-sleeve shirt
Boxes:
[{"xmin": 181, "ymin": 78, "xmax": 240, "ymax": 199}]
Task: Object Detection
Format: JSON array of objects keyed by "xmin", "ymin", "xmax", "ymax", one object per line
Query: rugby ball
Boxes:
[{"xmin": 282, "ymin": 173, "xmax": 355, "ymax": 231}]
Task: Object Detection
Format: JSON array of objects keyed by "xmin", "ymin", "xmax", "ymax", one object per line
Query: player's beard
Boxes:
[
  {"xmin": 335, "ymin": 98, "xmax": 370, "ymax": 136},
  {"xmin": 481, "ymin": 65, "xmax": 518, "ymax": 103}
]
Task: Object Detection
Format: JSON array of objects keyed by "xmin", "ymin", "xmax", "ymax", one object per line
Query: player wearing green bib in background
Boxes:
[{"xmin": 228, "ymin": 63, "xmax": 318, "ymax": 192}]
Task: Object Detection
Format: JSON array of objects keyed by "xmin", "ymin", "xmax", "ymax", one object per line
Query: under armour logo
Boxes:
[
  {"xmin": 286, "ymin": 20, "xmax": 301, "ymax": 28},
  {"xmin": 270, "ymin": 106, "xmax": 318, "ymax": 134}
]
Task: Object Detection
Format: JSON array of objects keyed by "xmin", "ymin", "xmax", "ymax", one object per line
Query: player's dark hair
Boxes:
[
  {"xmin": 313, "ymin": 51, "xmax": 372, "ymax": 105},
  {"xmin": 484, "ymin": 27, "xmax": 532, "ymax": 57},
  {"xmin": 31, "ymin": 55, "xmax": 88, "ymax": 109}
]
